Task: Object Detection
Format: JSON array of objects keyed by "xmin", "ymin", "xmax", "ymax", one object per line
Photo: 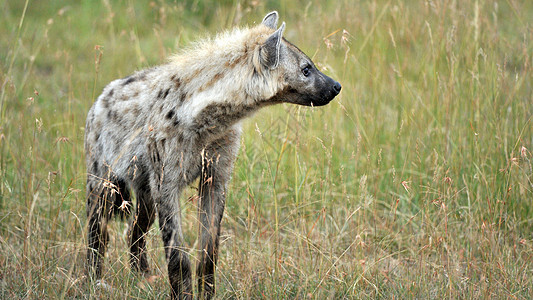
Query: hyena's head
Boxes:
[{"xmin": 259, "ymin": 11, "xmax": 341, "ymax": 107}]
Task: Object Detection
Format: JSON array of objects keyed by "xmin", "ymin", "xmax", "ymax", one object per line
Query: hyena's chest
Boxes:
[{"xmin": 145, "ymin": 131, "xmax": 208, "ymax": 184}]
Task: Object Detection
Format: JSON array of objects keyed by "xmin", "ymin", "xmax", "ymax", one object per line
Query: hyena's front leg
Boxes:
[
  {"xmin": 129, "ymin": 182, "xmax": 156, "ymax": 274},
  {"xmin": 148, "ymin": 139, "xmax": 193, "ymax": 300},
  {"xmin": 197, "ymin": 134, "xmax": 239, "ymax": 299},
  {"xmin": 197, "ymin": 158, "xmax": 226, "ymax": 299}
]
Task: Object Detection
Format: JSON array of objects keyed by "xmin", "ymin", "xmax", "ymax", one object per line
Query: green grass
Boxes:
[{"xmin": 1, "ymin": 0, "xmax": 532, "ymax": 298}]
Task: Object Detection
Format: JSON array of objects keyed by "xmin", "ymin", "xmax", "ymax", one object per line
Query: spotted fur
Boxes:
[{"xmin": 85, "ymin": 11, "xmax": 341, "ymax": 299}]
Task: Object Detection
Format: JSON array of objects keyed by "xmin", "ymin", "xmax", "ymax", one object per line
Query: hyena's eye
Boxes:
[{"xmin": 302, "ymin": 66, "xmax": 310, "ymax": 77}]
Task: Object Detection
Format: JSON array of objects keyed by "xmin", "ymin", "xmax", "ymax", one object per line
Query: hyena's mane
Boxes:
[{"xmin": 168, "ymin": 25, "xmax": 285, "ymax": 104}]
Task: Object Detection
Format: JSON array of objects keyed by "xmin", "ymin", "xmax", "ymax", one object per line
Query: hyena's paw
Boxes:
[{"xmin": 95, "ymin": 279, "xmax": 114, "ymax": 292}]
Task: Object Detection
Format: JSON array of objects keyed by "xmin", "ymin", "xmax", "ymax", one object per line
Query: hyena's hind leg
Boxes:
[
  {"xmin": 158, "ymin": 196, "xmax": 193, "ymax": 300},
  {"xmin": 86, "ymin": 161, "xmax": 131, "ymax": 279},
  {"xmin": 128, "ymin": 175, "xmax": 156, "ymax": 274},
  {"xmin": 86, "ymin": 176, "xmax": 109, "ymax": 280}
]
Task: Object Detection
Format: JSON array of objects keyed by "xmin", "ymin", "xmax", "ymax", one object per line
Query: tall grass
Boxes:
[{"xmin": 1, "ymin": 0, "xmax": 532, "ymax": 298}]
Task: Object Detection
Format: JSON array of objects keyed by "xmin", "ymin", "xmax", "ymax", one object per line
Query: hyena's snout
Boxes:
[
  {"xmin": 318, "ymin": 74, "xmax": 342, "ymax": 106},
  {"xmin": 333, "ymin": 81, "xmax": 342, "ymax": 95},
  {"xmin": 329, "ymin": 77, "xmax": 342, "ymax": 98}
]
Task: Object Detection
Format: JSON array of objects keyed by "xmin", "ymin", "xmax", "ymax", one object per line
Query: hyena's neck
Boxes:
[
  {"xmin": 162, "ymin": 60, "xmax": 278, "ymax": 142},
  {"xmin": 188, "ymin": 99, "xmax": 272, "ymax": 141}
]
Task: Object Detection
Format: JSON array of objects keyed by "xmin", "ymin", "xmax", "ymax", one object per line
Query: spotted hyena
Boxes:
[{"xmin": 85, "ymin": 11, "xmax": 341, "ymax": 299}]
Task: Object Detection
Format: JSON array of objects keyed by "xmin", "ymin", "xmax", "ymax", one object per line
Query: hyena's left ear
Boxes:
[
  {"xmin": 261, "ymin": 22, "xmax": 285, "ymax": 69},
  {"xmin": 262, "ymin": 11, "xmax": 279, "ymax": 29}
]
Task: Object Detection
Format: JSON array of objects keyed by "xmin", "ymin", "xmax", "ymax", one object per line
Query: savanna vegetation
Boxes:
[{"xmin": 1, "ymin": 0, "xmax": 532, "ymax": 298}]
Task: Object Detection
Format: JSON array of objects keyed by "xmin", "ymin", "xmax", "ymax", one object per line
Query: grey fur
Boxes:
[
  {"xmin": 85, "ymin": 11, "xmax": 341, "ymax": 300},
  {"xmin": 262, "ymin": 22, "xmax": 285, "ymax": 69},
  {"xmin": 262, "ymin": 11, "xmax": 279, "ymax": 29}
]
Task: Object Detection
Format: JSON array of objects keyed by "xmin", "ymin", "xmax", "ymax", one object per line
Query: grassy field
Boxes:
[{"xmin": 1, "ymin": 0, "xmax": 532, "ymax": 298}]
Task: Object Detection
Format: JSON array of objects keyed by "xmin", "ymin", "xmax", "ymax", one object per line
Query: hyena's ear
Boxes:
[
  {"xmin": 262, "ymin": 11, "xmax": 279, "ymax": 29},
  {"xmin": 261, "ymin": 22, "xmax": 285, "ymax": 69}
]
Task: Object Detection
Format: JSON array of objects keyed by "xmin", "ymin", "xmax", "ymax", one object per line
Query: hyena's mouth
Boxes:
[
  {"xmin": 310, "ymin": 98, "xmax": 332, "ymax": 107},
  {"xmin": 310, "ymin": 81, "xmax": 342, "ymax": 106}
]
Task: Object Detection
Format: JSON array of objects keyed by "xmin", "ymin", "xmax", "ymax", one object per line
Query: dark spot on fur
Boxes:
[
  {"xmin": 225, "ymin": 51, "xmax": 247, "ymax": 68},
  {"xmin": 123, "ymin": 76, "xmax": 136, "ymax": 86},
  {"xmin": 213, "ymin": 72, "xmax": 224, "ymax": 81},
  {"xmin": 199, "ymin": 72, "xmax": 224, "ymax": 92},
  {"xmin": 132, "ymin": 104, "xmax": 141, "ymax": 116},
  {"xmin": 102, "ymin": 96, "xmax": 109, "ymax": 108},
  {"xmin": 171, "ymin": 75, "xmax": 181, "ymax": 90},
  {"xmin": 92, "ymin": 161, "xmax": 99, "ymax": 174},
  {"xmin": 107, "ymin": 110, "xmax": 121, "ymax": 123},
  {"xmin": 180, "ymin": 92, "xmax": 188, "ymax": 103},
  {"xmin": 190, "ymin": 68, "xmax": 203, "ymax": 81},
  {"xmin": 173, "ymin": 119, "xmax": 180, "ymax": 127},
  {"xmin": 166, "ymin": 110, "xmax": 175, "ymax": 119},
  {"xmin": 176, "ymin": 133, "xmax": 184, "ymax": 144},
  {"xmin": 107, "ymin": 89, "xmax": 114, "ymax": 98},
  {"xmin": 157, "ymin": 88, "xmax": 171, "ymax": 99}
]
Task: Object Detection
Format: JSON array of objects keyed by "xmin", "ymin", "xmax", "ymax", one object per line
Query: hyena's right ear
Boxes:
[
  {"xmin": 262, "ymin": 11, "xmax": 279, "ymax": 29},
  {"xmin": 260, "ymin": 22, "xmax": 285, "ymax": 69}
]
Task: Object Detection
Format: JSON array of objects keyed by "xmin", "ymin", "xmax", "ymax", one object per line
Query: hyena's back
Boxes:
[{"xmin": 86, "ymin": 66, "xmax": 187, "ymax": 181}]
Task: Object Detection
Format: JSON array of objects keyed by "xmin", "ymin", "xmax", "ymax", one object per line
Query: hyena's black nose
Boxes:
[{"xmin": 333, "ymin": 81, "xmax": 342, "ymax": 95}]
